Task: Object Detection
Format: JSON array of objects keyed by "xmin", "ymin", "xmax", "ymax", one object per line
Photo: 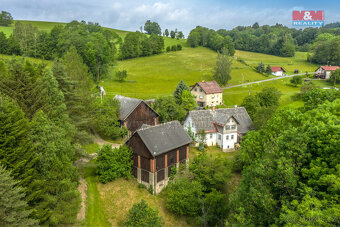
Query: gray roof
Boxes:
[
  {"xmin": 186, "ymin": 107, "xmax": 252, "ymax": 134},
  {"xmin": 131, "ymin": 121, "xmax": 192, "ymax": 157},
  {"xmin": 113, "ymin": 95, "xmax": 158, "ymax": 120}
]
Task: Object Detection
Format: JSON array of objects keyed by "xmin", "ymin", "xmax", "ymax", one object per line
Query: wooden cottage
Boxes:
[
  {"xmin": 125, "ymin": 121, "xmax": 192, "ymax": 194},
  {"xmin": 114, "ymin": 95, "xmax": 159, "ymax": 133}
]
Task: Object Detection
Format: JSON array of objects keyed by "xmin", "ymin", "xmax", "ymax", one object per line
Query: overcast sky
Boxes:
[{"xmin": 2, "ymin": 0, "xmax": 340, "ymax": 35}]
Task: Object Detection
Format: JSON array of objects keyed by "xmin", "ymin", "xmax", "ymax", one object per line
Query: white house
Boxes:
[
  {"xmin": 183, "ymin": 107, "xmax": 252, "ymax": 151},
  {"xmin": 315, "ymin": 66, "xmax": 340, "ymax": 79},
  {"xmin": 271, "ymin": 66, "xmax": 286, "ymax": 76}
]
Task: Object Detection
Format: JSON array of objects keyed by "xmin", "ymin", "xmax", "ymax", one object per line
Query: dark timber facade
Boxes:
[
  {"xmin": 114, "ymin": 95, "xmax": 159, "ymax": 133},
  {"xmin": 125, "ymin": 121, "xmax": 192, "ymax": 194}
]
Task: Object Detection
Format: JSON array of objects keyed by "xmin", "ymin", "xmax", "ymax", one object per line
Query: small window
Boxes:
[
  {"xmin": 226, "ymin": 135, "xmax": 229, "ymax": 140},
  {"xmin": 210, "ymin": 134, "xmax": 213, "ymax": 139},
  {"xmin": 231, "ymin": 135, "xmax": 234, "ymax": 139},
  {"xmin": 231, "ymin": 125, "xmax": 236, "ymax": 130},
  {"xmin": 218, "ymin": 135, "xmax": 221, "ymax": 140},
  {"xmin": 199, "ymin": 96, "xmax": 204, "ymax": 99},
  {"xmin": 200, "ymin": 89, "xmax": 203, "ymax": 92},
  {"xmin": 226, "ymin": 125, "xmax": 231, "ymax": 130},
  {"xmin": 212, "ymin": 95, "xmax": 215, "ymax": 99},
  {"xmin": 194, "ymin": 88, "xmax": 197, "ymax": 91}
]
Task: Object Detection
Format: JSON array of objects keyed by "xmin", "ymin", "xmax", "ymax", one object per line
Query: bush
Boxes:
[
  {"xmin": 116, "ymin": 70, "xmax": 127, "ymax": 82},
  {"xmin": 166, "ymin": 46, "xmax": 171, "ymax": 52},
  {"xmin": 166, "ymin": 178, "xmax": 203, "ymax": 216},
  {"xmin": 171, "ymin": 45, "xmax": 177, "ymax": 51},
  {"xmin": 290, "ymin": 75, "xmax": 303, "ymax": 86},
  {"xmin": 125, "ymin": 200, "xmax": 164, "ymax": 227},
  {"xmin": 176, "ymin": 44, "xmax": 182, "ymax": 50},
  {"xmin": 96, "ymin": 145, "xmax": 133, "ymax": 183}
]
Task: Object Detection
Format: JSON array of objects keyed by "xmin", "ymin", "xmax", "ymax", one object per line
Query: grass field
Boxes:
[
  {"xmin": 103, "ymin": 47, "xmax": 270, "ymax": 99},
  {"xmin": 236, "ymin": 51, "xmax": 318, "ymax": 74}
]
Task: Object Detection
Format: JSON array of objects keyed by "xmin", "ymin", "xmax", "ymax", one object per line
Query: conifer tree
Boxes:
[
  {"xmin": 173, "ymin": 80, "xmax": 190, "ymax": 104},
  {"xmin": 0, "ymin": 165, "xmax": 38, "ymax": 227}
]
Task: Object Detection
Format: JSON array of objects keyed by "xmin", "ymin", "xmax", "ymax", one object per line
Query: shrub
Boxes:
[
  {"xmin": 171, "ymin": 45, "xmax": 177, "ymax": 51},
  {"xmin": 166, "ymin": 46, "xmax": 171, "ymax": 52},
  {"xmin": 96, "ymin": 145, "xmax": 133, "ymax": 183},
  {"xmin": 166, "ymin": 178, "xmax": 203, "ymax": 216},
  {"xmin": 125, "ymin": 200, "xmax": 164, "ymax": 227},
  {"xmin": 116, "ymin": 70, "xmax": 127, "ymax": 82},
  {"xmin": 176, "ymin": 44, "xmax": 182, "ymax": 50}
]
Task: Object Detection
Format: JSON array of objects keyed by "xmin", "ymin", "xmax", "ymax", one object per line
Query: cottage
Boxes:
[
  {"xmin": 183, "ymin": 107, "xmax": 252, "ymax": 151},
  {"xmin": 114, "ymin": 95, "xmax": 159, "ymax": 133},
  {"xmin": 191, "ymin": 80, "xmax": 223, "ymax": 107},
  {"xmin": 315, "ymin": 66, "xmax": 340, "ymax": 79},
  {"xmin": 125, "ymin": 121, "xmax": 192, "ymax": 194},
  {"xmin": 271, "ymin": 66, "xmax": 286, "ymax": 76}
]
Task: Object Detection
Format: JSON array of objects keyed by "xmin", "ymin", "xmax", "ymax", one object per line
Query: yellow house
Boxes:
[{"xmin": 191, "ymin": 80, "xmax": 223, "ymax": 107}]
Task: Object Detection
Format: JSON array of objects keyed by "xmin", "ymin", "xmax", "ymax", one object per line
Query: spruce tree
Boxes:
[
  {"xmin": 213, "ymin": 47, "xmax": 232, "ymax": 86},
  {"xmin": 173, "ymin": 80, "xmax": 190, "ymax": 104},
  {"xmin": 0, "ymin": 165, "xmax": 38, "ymax": 227}
]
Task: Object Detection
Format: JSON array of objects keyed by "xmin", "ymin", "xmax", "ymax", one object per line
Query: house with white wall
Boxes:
[
  {"xmin": 183, "ymin": 106, "xmax": 252, "ymax": 151},
  {"xmin": 315, "ymin": 66, "xmax": 340, "ymax": 79},
  {"xmin": 271, "ymin": 66, "xmax": 286, "ymax": 76}
]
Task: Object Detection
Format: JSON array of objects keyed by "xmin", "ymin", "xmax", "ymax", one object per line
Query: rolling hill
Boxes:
[{"xmin": 0, "ymin": 20, "xmax": 324, "ymax": 108}]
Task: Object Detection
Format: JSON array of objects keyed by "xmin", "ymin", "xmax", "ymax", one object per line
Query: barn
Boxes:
[
  {"xmin": 114, "ymin": 95, "xmax": 159, "ymax": 133},
  {"xmin": 125, "ymin": 121, "xmax": 192, "ymax": 194}
]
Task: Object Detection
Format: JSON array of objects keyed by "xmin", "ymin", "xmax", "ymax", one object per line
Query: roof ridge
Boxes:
[{"xmin": 137, "ymin": 121, "xmax": 178, "ymax": 131}]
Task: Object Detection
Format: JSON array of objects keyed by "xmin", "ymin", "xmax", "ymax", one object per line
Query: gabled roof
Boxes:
[
  {"xmin": 319, "ymin": 66, "xmax": 340, "ymax": 71},
  {"xmin": 271, "ymin": 66, "xmax": 286, "ymax": 72},
  {"xmin": 185, "ymin": 107, "xmax": 252, "ymax": 134},
  {"xmin": 192, "ymin": 81, "xmax": 223, "ymax": 94},
  {"xmin": 126, "ymin": 121, "xmax": 192, "ymax": 157},
  {"xmin": 113, "ymin": 95, "xmax": 159, "ymax": 121}
]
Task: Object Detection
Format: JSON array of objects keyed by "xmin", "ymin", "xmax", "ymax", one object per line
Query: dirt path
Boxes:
[
  {"xmin": 77, "ymin": 178, "xmax": 87, "ymax": 221},
  {"xmin": 76, "ymin": 128, "xmax": 122, "ymax": 222}
]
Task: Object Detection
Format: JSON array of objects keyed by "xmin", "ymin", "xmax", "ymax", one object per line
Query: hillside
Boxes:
[{"xmin": 0, "ymin": 20, "xmax": 184, "ymax": 49}]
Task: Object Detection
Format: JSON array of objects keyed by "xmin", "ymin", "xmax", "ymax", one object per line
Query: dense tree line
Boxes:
[
  {"xmin": 231, "ymin": 88, "xmax": 340, "ymax": 226},
  {"xmin": 0, "ymin": 11, "xmax": 13, "ymax": 26},
  {"xmin": 120, "ymin": 32, "xmax": 164, "ymax": 59},
  {"xmin": 309, "ymin": 34, "xmax": 340, "ymax": 66},
  {"xmin": 0, "ymin": 20, "xmax": 120, "ymax": 81},
  {"xmin": 187, "ymin": 26, "xmax": 235, "ymax": 55}
]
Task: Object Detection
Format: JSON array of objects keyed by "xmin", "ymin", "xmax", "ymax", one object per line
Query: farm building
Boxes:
[
  {"xmin": 191, "ymin": 80, "xmax": 223, "ymax": 107},
  {"xmin": 125, "ymin": 121, "xmax": 192, "ymax": 194},
  {"xmin": 183, "ymin": 106, "xmax": 252, "ymax": 151},
  {"xmin": 315, "ymin": 66, "xmax": 340, "ymax": 79},
  {"xmin": 271, "ymin": 66, "xmax": 286, "ymax": 76},
  {"xmin": 114, "ymin": 95, "xmax": 159, "ymax": 133}
]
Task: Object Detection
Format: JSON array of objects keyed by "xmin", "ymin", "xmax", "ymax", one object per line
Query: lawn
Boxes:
[{"xmin": 98, "ymin": 178, "xmax": 190, "ymax": 227}]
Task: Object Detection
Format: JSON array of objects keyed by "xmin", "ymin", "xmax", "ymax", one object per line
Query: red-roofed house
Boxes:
[
  {"xmin": 191, "ymin": 80, "xmax": 223, "ymax": 107},
  {"xmin": 271, "ymin": 66, "xmax": 286, "ymax": 76},
  {"xmin": 315, "ymin": 66, "xmax": 340, "ymax": 79}
]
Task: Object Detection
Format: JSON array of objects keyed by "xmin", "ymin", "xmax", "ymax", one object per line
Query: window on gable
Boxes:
[
  {"xmin": 226, "ymin": 125, "xmax": 231, "ymax": 130},
  {"xmin": 200, "ymin": 88, "xmax": 203, "ymax": 92},
  {"xmin": 231, "ymin": 125, "xmax": 236, "ymax": 130},
  {"xmin": 194, "ymin": 88, "xmax": 197, "ymax": 91}
]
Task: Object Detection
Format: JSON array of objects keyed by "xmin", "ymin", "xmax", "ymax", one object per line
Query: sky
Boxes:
[{"xmin": 2, "ymin": 0, "xmax": 340, "ymax": 35}]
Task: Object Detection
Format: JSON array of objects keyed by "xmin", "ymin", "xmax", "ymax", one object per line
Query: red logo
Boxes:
[{"xmin": 293, "ymin": 11, "xmax": 324, "ymax": 21}]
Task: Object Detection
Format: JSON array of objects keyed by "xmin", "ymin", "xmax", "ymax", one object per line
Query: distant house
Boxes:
[
  {"xmin": 183, "ymin": 106, "xmax": 252, "ymax": 151},
  {"xmin": 271, "ymin": 67, "xmax": 286, "ymax": 76},
  {"xmin": 191, "ymin": 80, "xmax": 223, "ymax": 107},
  {"xmin": 125, "ymin": 121, "xmax": 192, "ymax": 194},
  {"xmin": 315, "ymin": 66, "xmax": 340, "ymax": 79},
  {"xmin": 114, "ymin": 95, "xmax": 159, "ymax": 133}
]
